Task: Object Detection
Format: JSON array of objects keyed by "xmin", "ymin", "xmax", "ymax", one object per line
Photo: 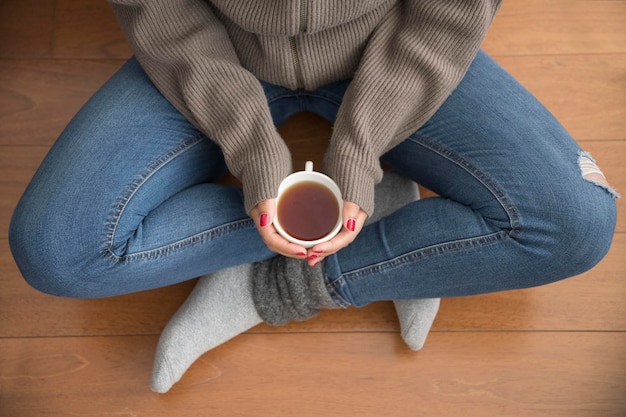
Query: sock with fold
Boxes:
[
  {"xmin": 393, "ymin": 298, "xmax": 440, "ymax": 351},
  {"xmin": 252, "ymin": 255, "xmax": 338, "ymax": 326},
  {"xmin": 366, "ymin": 171, "xmax": 440, "ymax": 352},
  {"xmin": 150, "ymin": 263, "xmax": 262, "ymax": 393}
]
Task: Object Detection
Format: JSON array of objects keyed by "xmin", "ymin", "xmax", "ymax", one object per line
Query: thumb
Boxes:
[
  {"xmin": 253, "ymin": 199, "xmax": 277, "ymax": 228},
  {"xmin": 342, "ymin": 201, "xmax": 365, "ymax": 233}
]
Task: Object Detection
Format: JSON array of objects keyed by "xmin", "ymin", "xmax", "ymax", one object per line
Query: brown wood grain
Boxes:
[
  {"xmin": 1, "ymin": 332, "xmax": 624, "ymax": 417},
  {"xmin": 483, "ymin": 0, "xmax": 626, "ymax": 56},
  {"xmin": 0, "ymin": 59, "xmax": 124, "ymax": 146},
  {"xmin": 53, "ymin": 0, "xmax": 133, "ymax": 59},
  {"xmin": 0, "ymin": 0, "xmax": 55, "ymax": 58},
  {"xmin": 496, "ymin": 55, "xmax": 626, "ymax": 142}
]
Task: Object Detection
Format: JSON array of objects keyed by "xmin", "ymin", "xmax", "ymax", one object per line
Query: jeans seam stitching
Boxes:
[
  {"xmin": 104, "ymin": 133, "xmax": 206, "ymax": 262},
  {"xmin": 409, "ymin": 134, "xmax": 523, "ymax": 238},
  {"xmin": 104, "ymin": 218, "xmax": 254, "ymax": 263},
  {"xmin": 341, "ymin": 230, "xmax": 509, "ymax": 282},
  {"xmin": 324, "ymin": 280, "xmax": 350, "ymax": 307}
]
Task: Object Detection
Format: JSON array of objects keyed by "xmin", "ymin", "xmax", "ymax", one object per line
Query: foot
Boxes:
[
  {"xmin": 150, "ymin": 264, "xmax": 262, "ymax": 393},
  {"xmin": 393, "ymin": 298, "xmax": 440, "ymax": 350},
  {"xmin": 368, "ymin": 171, "xmax": 440, "ymax": 351}
]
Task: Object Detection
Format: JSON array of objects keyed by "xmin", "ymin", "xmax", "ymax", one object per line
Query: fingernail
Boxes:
[
  {"xmin": 307, "ymin": 254, "xmax": 318, "ymax": 260},
  {"xmin": 260, "ymin": 213, "xmax": 270, "ymax": 227},
  {"xmin": 296, "ymin": 252, "xmax": 306, "ymax": 257},
  {"xmin": 346, "ymin": 218, "xmax": 356, "ymax": 232},
  {"xmin": 314, "ymin": 250, "xmax": 324, "ymax": 254}
]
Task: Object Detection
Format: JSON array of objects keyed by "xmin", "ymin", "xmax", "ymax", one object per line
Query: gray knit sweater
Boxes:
[{"xmin": 109, "ymin": 0, "xmax": 501, "ymax": 216}]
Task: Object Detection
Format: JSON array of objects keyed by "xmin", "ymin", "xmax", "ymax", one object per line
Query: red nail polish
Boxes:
[
  {"xmin": 260, "ymin": 213, "xmax": 270, "ymax": 227},
  {"xmin": 314, "ymin": 250, "xmax": 324, "ymax": 254},
  {"xmin": 307, "ymin": 254, "xmax": 318, "ymax": 260},
  {"xmin": 346, "ymin": 218, "xmax": 356, "ymax": 232},
  {"xmin": 296, "ymin": 252, "xmax": 306, "ymax": 257}
]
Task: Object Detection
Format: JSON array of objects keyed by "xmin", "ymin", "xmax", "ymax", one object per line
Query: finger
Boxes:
[
  {"xmin": 308, "ymin": 229, "xmax": 355, "ymax": 264},
  {"xmin": 258, "ymin": 223, "xmax": 308, "ymax": 258},
  {"xmin": 342, "ymin": 201, "xmax": 367, "ymax": 234},
  {"xmin": 250, "ymin": 199, "xmax": 308, "ymax": 258},
  {"xmin": 250, "ymin": 199, "xmax": 277, "ymax": 230},
  {"xmin": 304, "ymin": 251, "xmax": 324, "ymax": 266},
  {"xmin": 308, "ymin": 201, "xmax": 367, "ymax": 263}
]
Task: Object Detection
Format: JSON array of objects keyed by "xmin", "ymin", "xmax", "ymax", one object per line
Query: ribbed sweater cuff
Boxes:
[
  {"xmin": 240, "ymin": 140, "xmax": 292, "ymax": 214},
  {"xmin": 325, "ymin": 153, "xmax": 377, "ymax": 217}
]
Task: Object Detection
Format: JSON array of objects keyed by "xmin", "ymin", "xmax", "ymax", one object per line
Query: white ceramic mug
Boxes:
[{"xmin": 273, "ymin": 161, "xmax": 343, "ymax": 248}]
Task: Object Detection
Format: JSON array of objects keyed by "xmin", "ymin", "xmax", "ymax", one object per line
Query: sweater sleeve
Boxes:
[
  {"xmin": 324, "ymin": 0, "xmax": 502, "ymax": 216},
  {"xmin": 109, "ymin": 0, "xmax": 291, "ymax": 213}
]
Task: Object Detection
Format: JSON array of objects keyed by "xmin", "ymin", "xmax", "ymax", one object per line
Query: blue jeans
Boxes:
[{"xmin": 9, "ymin": 51, "xmax": 617, "ymax": 305}]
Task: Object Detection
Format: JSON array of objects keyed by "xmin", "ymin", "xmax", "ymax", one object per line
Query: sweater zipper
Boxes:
[{"xmin": 289, "ymin": 0, "xmax": 308, "ymax": 89}]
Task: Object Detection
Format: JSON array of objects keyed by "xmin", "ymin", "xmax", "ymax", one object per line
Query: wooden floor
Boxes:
[{"xmin": 1, "ymin": 1, "xmax": 625, "ymax": 416}]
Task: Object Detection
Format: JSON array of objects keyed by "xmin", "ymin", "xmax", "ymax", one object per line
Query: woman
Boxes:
[{"xmin": 9, "ymin": 0, "xmax": 617, "ymax": 393}]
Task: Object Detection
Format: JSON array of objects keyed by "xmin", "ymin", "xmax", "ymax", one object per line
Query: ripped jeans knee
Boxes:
[{"xmin": 577, "ymin": 151, "xmax": 620, "ymax": 199}]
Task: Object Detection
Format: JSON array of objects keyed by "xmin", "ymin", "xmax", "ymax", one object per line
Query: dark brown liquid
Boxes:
[{"xmin": 277, "ymin": 181, "xmax": 339, "ymax": 241}]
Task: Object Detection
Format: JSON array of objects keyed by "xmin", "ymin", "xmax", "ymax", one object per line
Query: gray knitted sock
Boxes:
[
  {"xmin": 253, "ymin": 256, "xmax": 338, "ymax": 326},
  {"xmin": 150, "ymin": 264, "xmax": 262, "ymax": 393},
  {"xmin": 394, "ymin": 298, "xmax": 440, "ymax": 350},
  {"xmin": 366, "ymin": 171, "xmax": 419, "ymax": 224},
  {"xmin": 366, "ymin": 172, "xmax": 440, "ymax": 351}
]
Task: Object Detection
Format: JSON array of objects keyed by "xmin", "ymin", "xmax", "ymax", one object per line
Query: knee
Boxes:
[
  {"xmin": 562, "ymin": 153, "xmax": 619, "ymax": 273},
  {"xmin": 535, "ymin": 187, "xmax": 617, "ymax": 279},
  {"xmin": 9, "ymin": 200, "xmax": 92, "ymax": 298}
]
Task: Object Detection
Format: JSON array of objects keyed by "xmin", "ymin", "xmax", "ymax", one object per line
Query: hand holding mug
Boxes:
[
  {"xmin": 250, "ymin": 198, "xmax": 308, "ymax": 258},
  {"xmin": 252, "ymin": 161, "xmax": 362, "ymax": 263}
]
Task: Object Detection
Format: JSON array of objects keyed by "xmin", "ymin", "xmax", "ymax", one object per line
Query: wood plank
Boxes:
[
  {"xmin": 2, "ymin": 232, "xmax": 623, "ymax": 337},
  {"xmin": 495, "ymin": 54, "xmax": 626, "ymax": 141},
  {"xmin": 0, "ymin": 0, "xmax": 55, "ymax": 58},
  {"xmin": 1, "ymin": 332, "xmax": 624, "ymax": 417},
  {"xmin": 278, "ymin": 111, "xmax": 332, "ymax": 171},
  {"xmin": 53, "ymin": 0, "xmax": 132, "ymax": 59},
  {"xmin": 0, "ymin": 59, "xmax": 124, "ymax": 146},
  {"xmin": 0, "ymin": 146, "xmax": 48, "ymax": 240},
  {"xmin": 484, "ymin": 0, "xmax": 626, "ymax": 56}
]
